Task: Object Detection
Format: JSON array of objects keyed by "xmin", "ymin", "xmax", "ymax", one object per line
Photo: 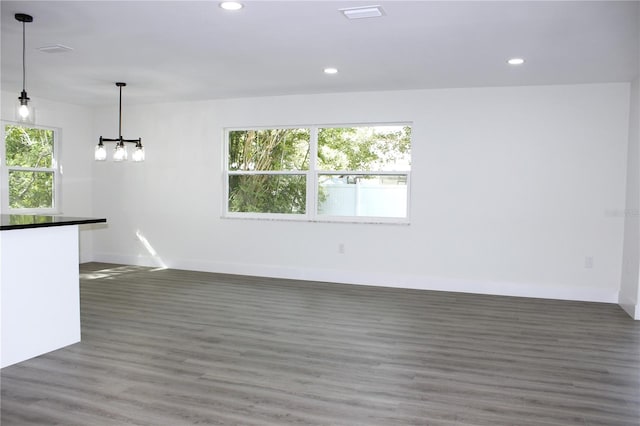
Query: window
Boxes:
[
  {"xmin": 1, "ymin": 123, "xmax": 60, "ymax": 213},
  {"xmin": 224, "ymin": 124, "xmax": 411, "ymax": 223}
]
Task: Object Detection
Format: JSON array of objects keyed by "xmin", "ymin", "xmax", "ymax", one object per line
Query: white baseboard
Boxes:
[
  {"xmin": 92, "ymin": 252, "xmax": 620, "ymax": 304},
  {"xmin": 618, "ymin": 296, "xmax": 640, "ymax": 319},
  {"xmin": 92, "ymin": 252, "xmax": 167, "ymax": 269}
]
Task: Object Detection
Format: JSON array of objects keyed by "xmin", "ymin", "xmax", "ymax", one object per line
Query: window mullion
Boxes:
[
  {"xmin": 227, "ymin": 170, "xmax": 307, "ymax": 176},
  {"xmin": 7, "ymin": 166, "xmax": 55, "ymax": 173}
]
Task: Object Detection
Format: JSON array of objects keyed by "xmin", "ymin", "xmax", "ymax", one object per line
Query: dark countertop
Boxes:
[{"xmin": 0, "ymin": 215, "xmax": 107, "ymax": 231}]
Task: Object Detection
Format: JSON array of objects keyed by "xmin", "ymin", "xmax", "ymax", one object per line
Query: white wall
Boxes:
[
  {"xmin": 92, "ymin": 83, "xmax": 630, "ymax": 303},
  {"xmin": 1, "ymin": 93, "xmax": 96, "ymax": 262},
  {"xmin": 620, "ymin": 76, "xmax": 640, "ymax": 319}
]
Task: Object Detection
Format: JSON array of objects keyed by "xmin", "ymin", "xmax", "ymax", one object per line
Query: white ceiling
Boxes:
[{"xmin": 1, "ymin": 1, "xmax": 639, "ymax": 107}]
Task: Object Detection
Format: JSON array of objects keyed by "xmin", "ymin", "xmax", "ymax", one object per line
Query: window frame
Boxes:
[
  {"xmin": 1, "ymin": 121, "xmax": 62, "ymax": 214},
  {"xmin": 223, "ymin": 123, "xmax": 411, "ymax": 224}
]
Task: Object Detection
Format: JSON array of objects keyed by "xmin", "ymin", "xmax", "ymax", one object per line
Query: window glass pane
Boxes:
[
  {"xmin": 228, "ymin": 129, "xmax": 310, "ymax": 171},
  {"xmin": 4, "ymin": 125, "xmax": 54, "ymax": 168},
  {"xmin": 229, "ymin": 174, "xmax": 306, "ymax": 214},
  {"xmin": 8, "ymin": 170, "xmax": 54, "ymax": 209},
  {"xmin": 318, "ymin": 125, "xmax": 411, "ymax": 171},
  {"xmin": 318, "ymin": 174, "xmax": 407, "ymax": 218}
]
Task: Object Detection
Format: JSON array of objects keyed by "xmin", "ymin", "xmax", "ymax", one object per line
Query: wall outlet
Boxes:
[
  {"xmin": 585, "ymin": 256, "xmax": 594, "ymax": 269},
  {"xmin": 339, "ymin": 243, "xmax": 345, "ymax": 254}
]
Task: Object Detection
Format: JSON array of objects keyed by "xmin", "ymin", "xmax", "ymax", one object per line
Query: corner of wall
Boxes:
[{"xmin": 618, "ymin": 75, "xmax": 640, "ymax": 319}]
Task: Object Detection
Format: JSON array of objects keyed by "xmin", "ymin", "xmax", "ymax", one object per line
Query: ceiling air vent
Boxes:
[
  {"xmin": 339, "ymin": 5, "xmax": 385, "ymax": 20},
  {"xmin": 37, "ymin": 44, "xmax": 73, "ymax": 53}
]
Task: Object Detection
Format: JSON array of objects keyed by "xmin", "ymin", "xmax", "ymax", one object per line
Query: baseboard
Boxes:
[
  {"xmin": 92, "ymin": 252, "xmax": 620, "ymax": 304},
  {"xmin": 93, "ymin": 252, "xmax": 167, "ymax": 269},
  {"xmin": 618, "ymin": 296, "xmax": 640, "ymax": 319}
]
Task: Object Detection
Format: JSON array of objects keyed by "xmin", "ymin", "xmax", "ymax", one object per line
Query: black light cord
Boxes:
[
  {"xmin": 118, "ymin": 84, "xmax": 123, "ymax": 138},
  {"xmin": 21, "ymin": 19, "xmax": 26, "ymax": 92}
]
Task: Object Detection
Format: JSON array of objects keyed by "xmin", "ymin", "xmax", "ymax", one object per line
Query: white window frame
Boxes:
[
  {"xmin": 1, "ymin": 121, "xmax": 62, "ymax": 214},
  {"xmin": 223, "ymin": 123, "xmax": 411, "ymax": 224}
]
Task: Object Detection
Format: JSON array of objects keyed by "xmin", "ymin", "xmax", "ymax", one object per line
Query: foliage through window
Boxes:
[
  {"xmin": 225, "ymin": 124, "xmax": 411, "ymax": 222},
  {"xmin": 228, "ymin": 128, "xmax": 309, "ymax": 214},
  {"xmin": 2, "ymin": 123, "xmax": 59, "ymax": 212}
]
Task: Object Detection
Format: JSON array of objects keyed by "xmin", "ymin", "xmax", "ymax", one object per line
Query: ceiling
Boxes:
[{"xmin": 1, "ymin": 1, "xmax": 639, "ymax": 107}]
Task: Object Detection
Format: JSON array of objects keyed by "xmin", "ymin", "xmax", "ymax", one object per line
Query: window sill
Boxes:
[{"xmin": 222, "ymin": 214, "xmax": 410, "ymax": 225}]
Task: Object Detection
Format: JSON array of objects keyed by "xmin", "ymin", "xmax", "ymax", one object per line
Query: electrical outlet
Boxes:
[
  {"xmin": 339, "ymin": 243, "xmax": 345, "ymax": 254},
  {"xmin": 585, "ymin": 256, "xmax": 594, "ymax": 269}
]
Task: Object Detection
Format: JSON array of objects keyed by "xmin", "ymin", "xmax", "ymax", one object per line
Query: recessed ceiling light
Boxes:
[
  {"xmin": 507, "ymin": 58, "xmax": 525, "ymax": 65},
  {"xmin": 340, "ymin": 5, "xmax": 384, "ymax": 20},
  {"xmin": 324, "ymin": 67, "xmax": 338, "ymax": 75},
  {"xmin": 220, "ymin": 2, "xmax": 243, "ymax": 11}
]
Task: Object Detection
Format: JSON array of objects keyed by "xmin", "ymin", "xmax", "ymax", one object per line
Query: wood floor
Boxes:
[{"xmin": 1, "ymin": 263, "xmax": 639, "ymax": 425}]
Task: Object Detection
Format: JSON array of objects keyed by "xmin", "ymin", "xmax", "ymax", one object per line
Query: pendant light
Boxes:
[
  {"xmin": 96, "ymin": 82, "xmax": 144, "ymax": 162},
  {"xmin": 15, "ymin": 13, "xmax": 35, "ymax": 124}
]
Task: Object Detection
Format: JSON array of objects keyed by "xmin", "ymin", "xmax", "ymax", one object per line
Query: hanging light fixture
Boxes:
[
  {"xmin": 15, "ymin": 13, "xmax": 35, "ymax": 123},
  {"xmin": 96, "ymin": 82, "xmax": 144, "ymax": 162}
]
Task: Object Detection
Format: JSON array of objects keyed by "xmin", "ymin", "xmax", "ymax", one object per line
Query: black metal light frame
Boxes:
[{"xmin": 97, "ymin": 82, "xmax": 143, "ymax": 154}]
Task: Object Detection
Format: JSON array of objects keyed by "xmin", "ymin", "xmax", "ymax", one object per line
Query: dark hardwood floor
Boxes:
[{"xmin": 1, "ymin": 263, "xmax": 639, "ymax": 425}]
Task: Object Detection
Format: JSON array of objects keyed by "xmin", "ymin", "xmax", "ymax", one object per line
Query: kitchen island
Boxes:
[{"xmin": 0, "ymin": 215, "xmax": 106, "ymax": 368}]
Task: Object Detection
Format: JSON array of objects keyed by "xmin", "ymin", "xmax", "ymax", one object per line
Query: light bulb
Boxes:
[
  {"xmin": 18, "ymin": 104, "xmax": 30, "ymax": 118},
  {"xmin": 113, "ymin": 144, "xmax": 127, "ymax": 162},
  {"xmin": 132, "ymin": 145, "xmax": 145, "ymax": 162},
  {"xmin": 17, "ymin": 90, "xmax": 34, "ymax": 123},
  {"xmin": 16, "ymin": 101, "xmax": 34, "ymax": 123},
  {"xmin": 95, "ymin": 145, "xmax": 107, "ymax": 161}
]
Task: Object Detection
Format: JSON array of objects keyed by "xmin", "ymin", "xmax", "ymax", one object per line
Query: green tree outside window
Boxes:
[
  {"xmin": 227, "ymin": 125, "xmax": 411, "ymax": 218},
  {"xmin": 4, "ymin": 124, "xmax": 56, "ymax": 209}
]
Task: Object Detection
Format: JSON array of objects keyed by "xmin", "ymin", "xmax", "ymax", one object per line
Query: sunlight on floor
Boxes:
[
  {"xmin": 80, "ymin": 230, "xmax": 167, "ymax": 280},
  {"xmin": 80, "ymin": 265, "xmax": 151, "ymax": 280}
]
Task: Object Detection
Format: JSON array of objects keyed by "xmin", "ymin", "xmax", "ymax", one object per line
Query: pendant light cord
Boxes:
[
  {"xmin": 21, "ymin": 20, "xmax": 26, "ymax": 92},
  {"xmin": 118, "ymin": 85, "xmax": 123, "ymax": 139}
]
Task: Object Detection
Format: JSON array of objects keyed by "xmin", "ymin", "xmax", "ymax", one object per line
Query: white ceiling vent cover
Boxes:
[
  {"xmin": 340, "ymin": 5, "xmax": 385, "ymax": 20},
  {"xmin": 38, "ymin": 44, "xmax": 73, "ymax": 53}
]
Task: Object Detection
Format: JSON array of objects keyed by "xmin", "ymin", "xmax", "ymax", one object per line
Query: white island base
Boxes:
[{"xmin": 1, "ymin": 223, "xmax": 86, "ymax": 368}]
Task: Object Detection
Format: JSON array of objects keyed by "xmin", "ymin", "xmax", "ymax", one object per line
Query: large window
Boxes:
[
  {"xmin": 224, "ymin": 124, "xmax": 411, "ymax": 223},
  {"xmin": 1, "ymin": 123, "xmax": 60, "ymax": 213}
]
